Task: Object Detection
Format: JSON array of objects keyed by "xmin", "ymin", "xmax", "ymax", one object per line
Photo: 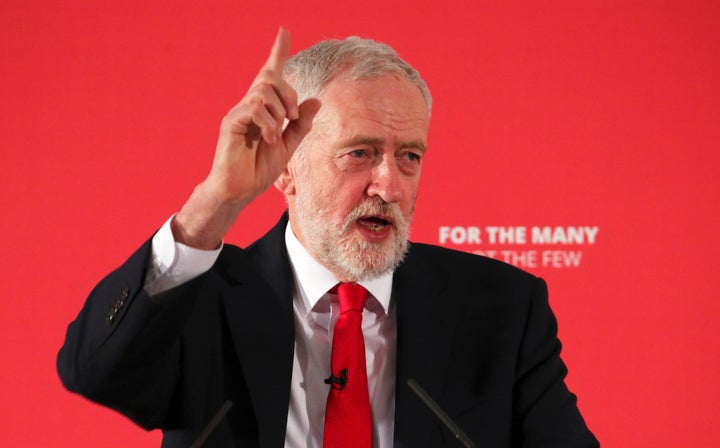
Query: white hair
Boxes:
[{"xmin": 283, "ymin": 36, "xmax": 432, "ymax": 116}]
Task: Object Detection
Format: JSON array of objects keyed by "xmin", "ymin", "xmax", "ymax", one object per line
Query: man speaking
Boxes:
[{"xmin": 58, "ymin": 28, "xmax": 598, "ymax": 447}]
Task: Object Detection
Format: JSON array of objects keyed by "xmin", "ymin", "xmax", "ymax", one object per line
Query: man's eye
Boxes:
[
  {"xmin": 350, "ymin": 149, "xmax": 367, "ymax": 158},
  {"xmin": 404, "ymin": 152, "xmax": 421, "ymax": 162}
]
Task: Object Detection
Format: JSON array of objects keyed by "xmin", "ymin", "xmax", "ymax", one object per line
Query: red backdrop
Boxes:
[{"xmin": 2, "ymin": 1, "xmax": 719, "ymax": 446}]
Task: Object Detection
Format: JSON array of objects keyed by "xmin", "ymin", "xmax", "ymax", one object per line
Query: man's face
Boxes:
[{"xmin": 282, "ymin": 73, "xmax": 430, "ymax": 282}]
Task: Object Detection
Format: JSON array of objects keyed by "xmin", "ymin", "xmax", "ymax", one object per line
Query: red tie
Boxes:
[{"xmin": 323, "ymin": 283, "xmax": 372, "ymax": 448}]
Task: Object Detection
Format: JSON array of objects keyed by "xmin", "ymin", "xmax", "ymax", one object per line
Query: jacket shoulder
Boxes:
[{"xmin": 405, "ymin": 242, "xmax": 538, "ymax": 284}]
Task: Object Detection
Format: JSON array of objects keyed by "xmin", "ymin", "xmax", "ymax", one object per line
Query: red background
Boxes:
[{"xmin": 2, "ymin": 1, "xmax": 719, "ymax": 446}]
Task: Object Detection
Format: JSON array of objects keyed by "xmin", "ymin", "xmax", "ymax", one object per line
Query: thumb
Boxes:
[{"xmin": 283, "ymin": 98, "xmax": 322, "ymax": 153}]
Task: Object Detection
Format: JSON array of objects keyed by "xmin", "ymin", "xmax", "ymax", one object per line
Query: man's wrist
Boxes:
[
  {"xmin": 145, "ymin": 215, "xmax": 223, "ymax": 296},
  {"xmin": 172, "ymin": 181, "xmax": 246, "ymax": 250}
]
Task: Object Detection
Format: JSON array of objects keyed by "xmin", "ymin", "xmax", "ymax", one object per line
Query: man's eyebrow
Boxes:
[
  {"xmin": 338, "ymin": 136, "xmax": 427, "ymax": 152},
  {"xmin": 399, "ymin": 140, "xmax": 427, "ymax": 152},
  {"xmin": 338, "ymin": 136, "xmax": 384, "ymax": 148}
]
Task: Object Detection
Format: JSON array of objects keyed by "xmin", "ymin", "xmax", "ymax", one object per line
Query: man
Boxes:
[{"xmin": 58, "ymin": 28, "xmax": 598, "ymax": 447}]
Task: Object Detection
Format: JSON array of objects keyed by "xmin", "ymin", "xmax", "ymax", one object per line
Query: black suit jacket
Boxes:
[{"xmin": 58, "ymin": 215, "xmax": 598, "ymax": 447}]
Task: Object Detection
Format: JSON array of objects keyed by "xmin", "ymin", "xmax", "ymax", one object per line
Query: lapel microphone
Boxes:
[{"xmin": 324, "ymin": 368, "xmax": 349, "ymax": 390}]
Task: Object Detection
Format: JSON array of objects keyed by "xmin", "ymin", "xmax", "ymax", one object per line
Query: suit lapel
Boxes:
[
  {"xmin": 219, "ymin": 215, "xmax": 296, "ymax": 448},
  {"xmin": 393, "ymin": 245, "xmax": 459, "ymax": 447},
  {"xmin": 215, "ymin": 218, "xmax": 461, "ymax": 447}
]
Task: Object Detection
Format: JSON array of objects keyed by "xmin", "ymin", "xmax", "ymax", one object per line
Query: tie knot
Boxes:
[{"xmin": 336, "ymin": 283, "xmax": 369, "ymax": 313}]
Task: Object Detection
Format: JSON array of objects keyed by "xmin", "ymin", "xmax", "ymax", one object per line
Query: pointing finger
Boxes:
[
  {"xmin": 255, "ymin": 27, "xmax": 298, "ymax": 120},
  {"xmin": 263, "ymin": 27, "xmax": 291, "ymax": 73}
]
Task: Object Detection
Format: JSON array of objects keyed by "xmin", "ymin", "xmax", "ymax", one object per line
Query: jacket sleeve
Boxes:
[
  {"xmin": 512, "ymin": 277, "xmax": 599, "ymax": 447},
  {"xmin": 56, "ymin": 238, "xmax": 207, "ymax": 430}
]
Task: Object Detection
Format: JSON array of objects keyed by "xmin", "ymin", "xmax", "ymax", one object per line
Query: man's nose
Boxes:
[{"xmin": 366, "ymin": 159, "xmax": 403, "ymax": 203}]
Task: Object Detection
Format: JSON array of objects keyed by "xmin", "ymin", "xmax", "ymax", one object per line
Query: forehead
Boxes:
[{"xmin": 312, "ymin": 74, "xmax": 430, "ymax": 146}]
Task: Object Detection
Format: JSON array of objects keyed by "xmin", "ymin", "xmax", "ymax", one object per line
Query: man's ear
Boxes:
[{"xmin": 274, "ymin": 164, "xmax": 295, "ymax": 196}]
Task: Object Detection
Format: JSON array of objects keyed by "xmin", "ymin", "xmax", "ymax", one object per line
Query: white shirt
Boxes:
[{"xmin": 144, "ymin": 217, "xmax": 397, "ymax": 447}]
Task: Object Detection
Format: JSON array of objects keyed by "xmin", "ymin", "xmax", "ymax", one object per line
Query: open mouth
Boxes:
[{"xmin": 356, "ymin": 215, "xmax": 392, "ymax": 232}]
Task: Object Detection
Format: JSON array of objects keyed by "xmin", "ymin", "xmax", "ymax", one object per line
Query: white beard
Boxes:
[{"xmin": 293, "ymin": 190, "xmax": 413, "ymax": 282}]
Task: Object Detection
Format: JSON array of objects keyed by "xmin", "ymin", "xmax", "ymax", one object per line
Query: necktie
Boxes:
[{"xmin": 323, "ymin": 283, "xmax": 372, "ymax": 447}]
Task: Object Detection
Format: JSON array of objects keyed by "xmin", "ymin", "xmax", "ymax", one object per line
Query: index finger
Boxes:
[{"xmin": 262, "ymin": 27, "xmax": 291, "ymax": 72}]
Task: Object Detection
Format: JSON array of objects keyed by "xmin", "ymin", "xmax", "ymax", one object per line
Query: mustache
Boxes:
[{"xmin": 343, "ymin": 198, "xmax": 405, "ymax": 228}]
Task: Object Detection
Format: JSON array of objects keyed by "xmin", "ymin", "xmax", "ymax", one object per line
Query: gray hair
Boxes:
[{"xmin": 283, "ymin": 36, "xmax": 432, "ymax": 115}]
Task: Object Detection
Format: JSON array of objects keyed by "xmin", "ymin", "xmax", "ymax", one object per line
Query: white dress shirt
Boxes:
[{"xmin": 144, "ymin": 217, "xmax": 397, "ymax": 447}]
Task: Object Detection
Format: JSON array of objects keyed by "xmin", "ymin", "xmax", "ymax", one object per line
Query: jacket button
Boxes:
[{"xmin": 105, "ymin": 286, "xmax": 130, "ymax": 325}]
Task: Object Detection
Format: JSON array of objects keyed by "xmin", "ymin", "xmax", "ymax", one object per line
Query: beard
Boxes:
[{"xmin": 292, "ymin": 190, "xmax": 413, "ymax": 283}]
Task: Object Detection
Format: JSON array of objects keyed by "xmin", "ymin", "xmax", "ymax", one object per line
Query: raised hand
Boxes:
[{"xmin": 173, "ymin": 28, "xmax": 321, "ymax": 249}]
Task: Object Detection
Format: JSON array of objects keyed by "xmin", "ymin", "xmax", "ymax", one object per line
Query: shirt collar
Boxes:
[{"xmin": 284, "ymin": 223, "xmax": 393, "ymax": 316}]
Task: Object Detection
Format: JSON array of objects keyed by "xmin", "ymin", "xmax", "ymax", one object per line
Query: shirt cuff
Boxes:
[{"xmin": 143, "ymin": 215, "xmax": 223, "ymax": 296}]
